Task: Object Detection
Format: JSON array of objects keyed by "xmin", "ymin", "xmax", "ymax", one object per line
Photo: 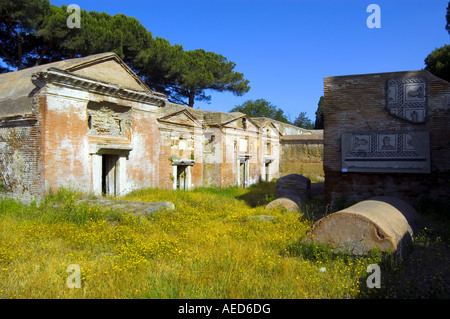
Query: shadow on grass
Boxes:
[
  {"xmin": 235, "ymin": 181, "xmax": 277, "ymax": 207},
  {"xmin": 357, "ymin": 198, "xmax": 450, "ymax": 299}
]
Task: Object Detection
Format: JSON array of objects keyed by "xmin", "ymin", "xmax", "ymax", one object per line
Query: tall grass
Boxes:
[{"xmin": 0, "ymin": 186, "xmax": 447, "ymax": 298}]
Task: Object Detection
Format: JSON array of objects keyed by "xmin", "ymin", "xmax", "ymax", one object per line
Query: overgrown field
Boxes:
[{"xmin": 0, "ymin": 183, "xmax": 448, "ymax": 299}]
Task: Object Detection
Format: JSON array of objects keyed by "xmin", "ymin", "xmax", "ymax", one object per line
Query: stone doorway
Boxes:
[
  {"xmin": 239, "ymin": 162, "xmax": 246, "ymax": 187},
  {"xmin": 237, "ymin": 155, "xmax": 251, "ymax": 188},
  {"xmin": 102, "ymin": 154, "xmax": 119, "ymax": 196},
  {"xmin": 176, "ymin": 165, "xmax": 188, "ymax": 190},
  {"xmin": 172, "ymin": 161, "xmax": 193, "ymax": 191},
  {"xmin": 265, "ymin": 162, "xmax": 270, "ymax": 182}
]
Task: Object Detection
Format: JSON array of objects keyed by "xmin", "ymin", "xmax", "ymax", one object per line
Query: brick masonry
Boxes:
[
  {"xmin": 323, "ymin": 70, "xmax": 450, "ymax": 204},
  {"xmin": 0, "ymin": 114, "xmax": 42, "ymax": 196},
  {"xmin": 0, "ymin": 53, "xmax": 325, "ymax": 198}
]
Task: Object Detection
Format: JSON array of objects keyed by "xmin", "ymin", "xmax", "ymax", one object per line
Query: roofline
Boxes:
[
  {"xmin": 32, "ymin": 68, "xmax": 167, "ymax": 106},
  {"xmin": 324, "ymin": 69, "xmax": 435, "ymax": 80},
  {"xmin": 218, "ymin": 113, "xmax": 260, "ymax": 129},
  {"xmin": 63, "ymin": 52, "xmax": 168, "ymax": 99},
  {"xmin": 157, "ymin": 108, "xmax": 205, "ymax": 129}
]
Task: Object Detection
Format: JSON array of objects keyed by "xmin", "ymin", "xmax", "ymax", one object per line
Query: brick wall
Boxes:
[
  {"xmin": 41, "ymin": 93, "xmax": 91, "ymax": 193},
  {"xmin": 128, "ymin": 108, "xmax": 160, "ymax": 190},
  {"xmin": 0, "ymin": 113, "xmax": 43, "ymax": 196},
  {"xmin": 323, "ymin": 70, "xmax": 450, "ymax": 204}
]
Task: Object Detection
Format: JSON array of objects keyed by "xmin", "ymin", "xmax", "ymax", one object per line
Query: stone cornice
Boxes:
[{"xmin": 31, "ymin": 68, "xmax": 167, "ymax": 107}]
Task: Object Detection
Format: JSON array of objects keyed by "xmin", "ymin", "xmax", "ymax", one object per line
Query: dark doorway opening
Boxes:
[
  {"xmin": 239, "ymin": 162, "xmax": 246, "ymax": 188},
  {"xmin": 176, "ymin": 165, "xmax": 188, "ymax": 190},
  {"xmin": 102, "ymin": 154, "xmax": 119, "ymax": 196}
]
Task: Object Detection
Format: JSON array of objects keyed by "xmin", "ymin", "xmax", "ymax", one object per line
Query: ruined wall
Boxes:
[
  {"xmin": 219, "ymin": 118, "xmax": 261, "ymax": 188},
  {"xmin": 259, "ymin": 124, "xmax": 281, "ymax": 182},
  {"xmin": 157, "ymin": 109, "xmax": 204, "ymax": 190},
  {"xmin": 125, "ymin": 106, "xmax": 160, "ymax": 192},
  {"xmin": 41, "ymin": 89, "xmax": 91, "ymax": 193},
  {"xmin": 323, "ymin": 70, "xmax": 450, "ymax": 204},
  {"xmin": 158, "ymin": 128, "xmax": 177, "ymax": 190},
  {"xmin": 202, "ymin": 116, "xmax": 283, "ymax": 188},
  {"xmin": 158, "ymin": 125, "xmax": 203, "ymax": 190},
  {"xmin": 202, "ymin": 128, "xmax": 222, "ymax": 187},
  {"xmin": 87, "ymin": 101, "xmax": 132, "ymax": 138},
  {"xmin": 40, "ymin": 81, "xmax": 163, "ymax": 196},
  {"xmin": 0, "ymin": 114, "xmax": 42, "ymax": 196},
  {"xmin": 280, "ymin": 133, "xmax": 324, "ymax": 182}
]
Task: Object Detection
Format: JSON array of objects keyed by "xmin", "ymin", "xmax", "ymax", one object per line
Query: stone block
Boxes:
[
  {"xmin": 275, "ymin": 174, "xmax": 311, "ymax": 203},
  {"xmin": 341, "ymin": 131, "xmax": 430, "ymax": 173},
  {"xmin": 249, "ymin": 215, "xmax": 275, "ymax": 222},
  {"xmin": 77, "ymin": 198, "xmax": 175, "ymax": 215}
]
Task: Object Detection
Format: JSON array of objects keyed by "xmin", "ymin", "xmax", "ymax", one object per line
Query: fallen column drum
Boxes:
[{"xmin": 306, "ymin": 196, "xmax": 421, "ymax": 255}]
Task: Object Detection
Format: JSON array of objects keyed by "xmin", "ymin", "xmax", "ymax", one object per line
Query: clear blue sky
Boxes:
[{"xmin": 50, "ymin": 0, "xmax": 450, "ymax": 122}]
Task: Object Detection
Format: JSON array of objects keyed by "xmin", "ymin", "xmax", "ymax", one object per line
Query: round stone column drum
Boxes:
[{"xmin": 306, "ymin": 196, "xmax": 421, "ymax": 255}]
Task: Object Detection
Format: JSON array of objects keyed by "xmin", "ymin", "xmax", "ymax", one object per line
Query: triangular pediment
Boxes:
[
  {"xmin": 221, "ymin": 114, "xmax": 259, "ymax": 132},
  {"xmin": 60, "ymin": 52, "xmax": 160, "ymax": 95},
  {"xmin": 158, "ymin": 109, "xmax": 203, "ymax": 128},
  {"xmin": 261, "ymin": 121, "xmax": 282, "ymax": 137}
]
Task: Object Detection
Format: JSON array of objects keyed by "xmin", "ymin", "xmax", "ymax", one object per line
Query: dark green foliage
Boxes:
[
  {"xmin": 425, "ymin": 44, "xmax": 450, "ymax": 82},
  {"xmin": 229, "ymin": 99, "xmax": 289, "ymax": 123},
  {"xmin": 424, "ymin": 2, "xmax": 450, "ymax": 81},
  {"xmin": 0, "ymin": 1, "xmax": 249, "ymax": 107},
  {"xmin": 314, "ymin": 96, "xmax": 324, "ymax": 129},
  {"xmin": 0, "ymin": 0, "xmax": 52, "ymax": 70},
  {"xmin": 0, "ymin": 1, "xmax": 152, "ymax": 70},
  {"xmin": 293, "ymin": 111, "xmax": 314, "ymax": 129},
  {"xmin": 137, "ymin": 47, "xmax": 250, "ymax": 107}
]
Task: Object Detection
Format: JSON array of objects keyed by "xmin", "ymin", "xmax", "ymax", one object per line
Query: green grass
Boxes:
[{"xmin": 0, "ymin": 185, "xmax": 448, "ymax": 299}]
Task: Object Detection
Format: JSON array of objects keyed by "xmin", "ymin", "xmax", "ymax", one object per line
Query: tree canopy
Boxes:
[
  {"xmin": 229, "ymin": 99, "xmax": 290, "ymax": 124},
  {"xmin": 0, "ymin": 0, "xmax": 250, "ymax": 107},
  {"xmin": 293, "ymin": 111, "xmax": 314, "ymax": 129},
  {"xmin": 230, "ymin": 98, "xmax": 321, "ymax": 130},
  {"xmin": 424, "ymin": 2, "xmax": 450, "ymax": 81},
  {"xmin": 136, "ymin": 46, "xmax": 250, "ymax": 107},
  {"xmin": 1, "ymin": 0, "xmax": 52, "ymax": 70},
  {"xmin": 425, "ymin": 44, "xmax": 450, "ymax": 82},
  {"xmin": 0, "ymin": 0, "xmax": 152, "ymax": 69},
  {"xmin": 314, "ymin": 96, "xmax": 324, "ymax": 129}
]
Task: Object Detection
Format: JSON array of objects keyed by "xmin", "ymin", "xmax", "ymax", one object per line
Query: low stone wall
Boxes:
[{"xmin": 279, "ymin": 132, "xmax": 324, "ymax": 182}]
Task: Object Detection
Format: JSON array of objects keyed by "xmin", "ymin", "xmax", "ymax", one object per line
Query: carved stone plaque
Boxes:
[
  {"xmin": 341, "ymin": 131, "xmax": 430, "ymax": 173},
  {"xmin": 386, "ymin": 78, "xmax": 427, "ymax": 123}
]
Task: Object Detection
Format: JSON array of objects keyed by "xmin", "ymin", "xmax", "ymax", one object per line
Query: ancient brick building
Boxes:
[
  {"xmin": 0, "ymin": 52, "xmax": 321, "ymax": 198},
  {"xmin": 0, "ymin": 53, "xmax": 167, "ymax": 197},
  {"xmin": 323, "ymin": 70, "xmax": 450, "ymax": 204}
]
